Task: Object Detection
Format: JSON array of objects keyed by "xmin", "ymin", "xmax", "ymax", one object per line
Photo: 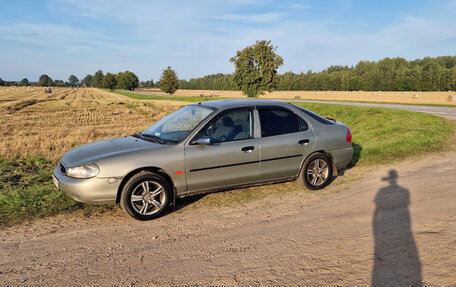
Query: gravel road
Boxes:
[{"xmin": 291, "ymin": 99, "xmax": 456, "ymax": 120}]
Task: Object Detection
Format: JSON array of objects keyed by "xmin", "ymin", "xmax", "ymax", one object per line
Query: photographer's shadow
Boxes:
[{"xmin": 372, "ymin": 170, "xmax": 422, "ymax": 286}]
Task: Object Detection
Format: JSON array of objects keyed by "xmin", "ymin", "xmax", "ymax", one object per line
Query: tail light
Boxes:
[{"xmin": 346, "ymin": 128, "xmax": 352, "ymax": 143}]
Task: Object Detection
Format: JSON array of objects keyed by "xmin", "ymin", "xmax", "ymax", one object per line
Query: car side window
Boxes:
[
  {"xmin": 297, "ymin": 116, "xmax": 309, "ymax": 131},
  {"xmin": 258, "ymin": 108, "xmax": 301, "ymax": 137},
  {"xmin": 201, "ymin": 109, "xmax": 254, "ymax": 143}
]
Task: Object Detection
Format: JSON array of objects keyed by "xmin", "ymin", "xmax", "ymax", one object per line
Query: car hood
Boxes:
[{"xmin": 61, "ymin": 136, "xmax": 161, "ymax": 167}]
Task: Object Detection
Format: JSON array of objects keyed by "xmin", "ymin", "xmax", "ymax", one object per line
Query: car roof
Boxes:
[{"xmin": 197, "ymin": 99, "xmax": 290, "ymax": 109}]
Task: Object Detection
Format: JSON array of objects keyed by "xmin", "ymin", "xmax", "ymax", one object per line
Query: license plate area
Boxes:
[{"xmin": 52, "ymin": 174, "xmax": 60, "ymax": 189}]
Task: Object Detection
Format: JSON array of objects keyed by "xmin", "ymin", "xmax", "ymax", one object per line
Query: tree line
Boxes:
[
  {"xmin": 2, "ymin": 55, "xmax": 456, "ymax": 92},
  {"xmin": 178, "ymin": 56, "xmax": 456, "ymax": 92},
  {"xmin": 0, "ymin": 70, "xmax": 141, "ymax": 91}
]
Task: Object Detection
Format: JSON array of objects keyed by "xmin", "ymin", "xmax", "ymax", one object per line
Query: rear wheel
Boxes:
[
  {"xmin": 298, "ymin": 153, "xmax": 332, "ymax": 190},
  {"xmin": 120, "ymin": 171, "xmax": 170, "ymax": 220}
]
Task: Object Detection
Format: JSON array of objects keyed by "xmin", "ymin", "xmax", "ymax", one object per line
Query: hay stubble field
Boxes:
[
  {"xmin": 142, "ymin": 88, "xmax": 456, "ymax": 106},
  {"xmin": 0, "ymin": 87, "xmax": 183, "ymax": 160}
]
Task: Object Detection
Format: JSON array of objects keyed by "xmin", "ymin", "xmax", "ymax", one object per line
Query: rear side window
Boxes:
[
  {"xmin": 298, "ymin": 117, "xmax": 309, "ymax": 131},
  {"xmin": 259, "ymin": 108, "xmax": 300, "ymax": 137}
]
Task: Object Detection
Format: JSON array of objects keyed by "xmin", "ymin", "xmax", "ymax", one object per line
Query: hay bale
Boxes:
[
  {"xmin": 295, "ymin": 96, "xmax": 301, "ymax": 99},
  {"xmin": 448, "ymin": 95, "xmax": 456, "ymax": 102},
  {"xmin": 413, "ymin": 94, "xmax": 419, "ymax": 99}
]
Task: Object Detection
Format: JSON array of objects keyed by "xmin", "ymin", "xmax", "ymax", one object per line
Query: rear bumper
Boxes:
[
  {"xmin": 53, "ymin": 167, "xmax": 120, "ymax": 204},
  {"xmin": 329, "ymin": 146, "xmax": 353, "ymax": 169}
]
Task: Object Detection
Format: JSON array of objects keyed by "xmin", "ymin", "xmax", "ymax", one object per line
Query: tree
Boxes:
[
  {"xmin": 68, "ymin": 75, "xmax": 79, "ymax": 87},
  {"xmin": 230, "ymin": 40, "xmax": 284, "ymax": 97},
  {"xmin": 117, "ymin": 71, "xmax": 139, "ymax": 91},
  {"xmin": 38, "ymin": 74, "xmax": 53, "ymax": 86},
  {"xmin": 159, "ymin": 66, "xmax": 179, "ymax": 94},
  {"xmin": 19, "ymin": 78, "xmax": 29, "ymax": 86},
  {"xmin": 92, "ymin": 70, "xmax": 104, "ymax": 88},
  {"xmin": 102, "ymin": 73, "xmax": 117, "ymax": 90},
  {"xmin": 0, "ymin": 77, "xmax": 3, "ymax": 86},
  {"xmin": 140, "ymin": 79, "xmax": 154, "ymax": 88},
  {"xmin": 82, "ymin": 74, "xmax": 93, "ymax": 87},
  {"xmin": 54, "ymin": 80, "xmax": 66, "ymax": 87}
]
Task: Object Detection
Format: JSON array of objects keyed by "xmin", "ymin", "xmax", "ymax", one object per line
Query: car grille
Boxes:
[{"xmin": 59, "ymin": 162, "xmax": 67, "ymax": 174}]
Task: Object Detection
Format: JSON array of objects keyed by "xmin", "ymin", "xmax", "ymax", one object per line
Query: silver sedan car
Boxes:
[{"xmin": 53, "ymin": 99, "xmax": 353, "ymax": 220}]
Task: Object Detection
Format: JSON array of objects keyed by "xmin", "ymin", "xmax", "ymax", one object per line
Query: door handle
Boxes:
[
  {"xmin": 298, "ymin": 139, "xmax": 310, "ymax": 145},
  {"xmin": 241, "ymin": 146, "xmax": 255, "ymax": 153}
]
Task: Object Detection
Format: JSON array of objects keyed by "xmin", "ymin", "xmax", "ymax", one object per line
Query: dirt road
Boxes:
[
  {"xmin": 1, "ymin": 98, "xmax": 456, "ymax": 286},
  {"xmin": 1, "ymin": 148, "xmax": 456, "ymax": 286}
]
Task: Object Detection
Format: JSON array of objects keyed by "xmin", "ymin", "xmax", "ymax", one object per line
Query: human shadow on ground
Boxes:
[{"xmin": 372, "ymin": 170, "xmax": 422, "ymax": 286}]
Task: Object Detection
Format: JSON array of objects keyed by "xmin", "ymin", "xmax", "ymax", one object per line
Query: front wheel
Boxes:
[
  {"xmin": 298, "ymin": 153, "xmax": 333, "ymax": 190},
  {"xmin": 120, "ymin": 171, "xmax": 170, "ymax": 220}
]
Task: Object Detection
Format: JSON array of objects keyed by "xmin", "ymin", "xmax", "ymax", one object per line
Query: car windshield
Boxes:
[{"xmin": 142, "ymin": 105, "xmax": 215, "ymax": 143}]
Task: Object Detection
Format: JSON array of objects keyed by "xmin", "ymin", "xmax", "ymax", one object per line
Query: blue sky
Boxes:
[{"xmin": 1, "ymin": 0, "xmax": 456, "ymax": 82}]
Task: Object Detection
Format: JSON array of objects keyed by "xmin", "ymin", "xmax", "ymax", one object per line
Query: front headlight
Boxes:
[{"xmin": 66, "ymin": 163, "xmax": 99, "ymax": 179}]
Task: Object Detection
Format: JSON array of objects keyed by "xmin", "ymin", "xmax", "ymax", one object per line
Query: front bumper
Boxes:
[{"xmin": 53, "ymin": 167, "xmax": 121, "ymax": 204}]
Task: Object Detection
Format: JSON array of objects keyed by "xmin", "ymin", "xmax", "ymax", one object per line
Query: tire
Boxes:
[
  {"xmin": 298, "ymin": 153, "xmax": 333, "ymax": 190},
  {"xmin": 120, "ymin": 171, "xmax": 171, "ymax": 220}
]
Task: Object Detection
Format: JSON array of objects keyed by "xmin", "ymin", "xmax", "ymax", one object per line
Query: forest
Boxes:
[{"xmin": 178, "ymin": 56, "xmax": 456, "ymax": 91}]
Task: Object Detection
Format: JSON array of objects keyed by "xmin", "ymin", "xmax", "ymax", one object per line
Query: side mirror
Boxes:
[{"xmin": 193, "ymin": 136, "xmax": 214, "ymax": 145}]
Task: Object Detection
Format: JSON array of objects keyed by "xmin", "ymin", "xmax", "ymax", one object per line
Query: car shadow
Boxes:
[
  {"xmin": 347, "ymin": 141, "xmax": 362, "ymax": 169},
  {"xmin": 372, "ymin": 170, "xmax": 422, "ymax": 286},
  {"xmin": 160, "ymin": 194, "xmax": 207, "ymax": 217}
]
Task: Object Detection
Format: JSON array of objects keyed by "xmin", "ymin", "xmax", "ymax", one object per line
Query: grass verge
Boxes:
[
  {"xmin": 289, "ymin": 98, "xmax": 456, "ymax": 108},
  {"xmin": 1, "ymin": 102, "xmax": 454, "ymax": 227},
  {"xmin": 294, "ymin": 102, "xmax": 455, "ymax": 166},
  {"xmin": 113, "ymin": 90, "xmax": 232, "ymax": 102},
  {"xmin": 0, "ymin": 157, "xmax": 118, "ymax": 227}
]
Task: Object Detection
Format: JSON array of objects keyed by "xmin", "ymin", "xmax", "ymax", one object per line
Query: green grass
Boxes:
[
  {"xmin": 180, "ymin": 104, "xmax": 455, "ymax": 209},
  {"xmin": 113, "ymin": 90, "xmax": 232, "ymax": 102},
  {"xmin": 0, "ymin": 157, "xmax": 118, "ymax": 227},
  {"xmin": 289, "ymin": 98, "xmax": 456, "ymax": 108},
  {"xmin": 1, "ymin": 102, "xmax": 454, "ymax": 227},
  {"xmin": 294, "ymin": 102, "xmax": 455, "ymax": 166}
]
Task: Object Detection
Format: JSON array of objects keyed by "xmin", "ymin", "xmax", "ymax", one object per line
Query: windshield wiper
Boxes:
[
  {"xmin": 141, "ymin": 133, "xmax": 166, "ymax": 144},
  {"xmin": 134, "ymin": 132, "xmax": 145, "ymax": 139}
]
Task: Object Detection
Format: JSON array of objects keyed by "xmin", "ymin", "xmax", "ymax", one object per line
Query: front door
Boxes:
[{"xmin": 184, "ymin": 108, "xmax": 260, "ymax": 193}]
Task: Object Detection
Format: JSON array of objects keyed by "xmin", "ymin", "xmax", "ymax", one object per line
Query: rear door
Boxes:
[
  {"xmin": 184, "ymin": 107, "xmax": 260, "ymax": 193},
  {"xmin": 257, "ymin": 106, "xmax": 315, "ymax": 182}
]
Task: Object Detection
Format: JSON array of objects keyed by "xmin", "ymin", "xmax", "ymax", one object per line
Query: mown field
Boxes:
[
  {"xmin": 0, "ymin": 87, "xmax": 454, "ymax": 226},
  {"xmin": 140, "ymin": 88, "xmax": 456, "ymax": 106}
]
